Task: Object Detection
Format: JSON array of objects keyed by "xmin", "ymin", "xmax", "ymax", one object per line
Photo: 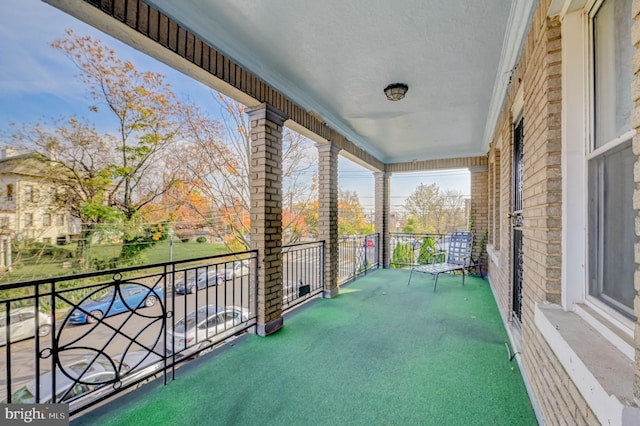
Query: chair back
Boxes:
[{"xmin": 446, "ymin": 232, "xmax": 474, "ymax": 266}]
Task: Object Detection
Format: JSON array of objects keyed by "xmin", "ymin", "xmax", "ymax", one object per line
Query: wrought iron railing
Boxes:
[
  {"xmin": 337, "ymin": 234, "xmax": 380, "ymax": 284},
  {"xmin": 0, "ymin": 251, "xmax": 258, "ymax": 416},
  {"xmin": 0, "ymin": 234, "xmax": 385, "ymax": 417},
  {"xmin": 281, "ymin": 241, "xmax": 324, "ymax": 311}
]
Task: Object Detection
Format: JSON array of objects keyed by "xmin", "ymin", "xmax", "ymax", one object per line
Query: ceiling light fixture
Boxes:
[{"xmin": 384, "ymin": 83, "xmax": 408, "ymax": 101}]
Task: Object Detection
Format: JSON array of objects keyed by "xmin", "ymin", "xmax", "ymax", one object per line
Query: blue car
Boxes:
[{"xmin": 68, "ymin": 283, "xmax": 164, "ymax": 324}]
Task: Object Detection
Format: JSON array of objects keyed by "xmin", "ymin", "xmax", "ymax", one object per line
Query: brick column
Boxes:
[
  {"xmin": 469, "ymin": 166, "xmax": 489, "ymax": 269},
  {"xmin": 374, "ymin": 172, "xmax": 391, "ymax": 268},
  {"xmin": 317, "ymin": 142, "xmax": 340, "ymax": 298},
  {"xmin": 246, "ymin": 103, "xmax": 287, "ymax": 336}
]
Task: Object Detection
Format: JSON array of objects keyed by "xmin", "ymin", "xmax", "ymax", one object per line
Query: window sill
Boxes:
[
  {"xmin": 535, "ymin": 303, "xmax": 640, "ymax": 425},
  {"xmin": 486, "ymin": 244, "xmax": 500, "ymax": 268}
]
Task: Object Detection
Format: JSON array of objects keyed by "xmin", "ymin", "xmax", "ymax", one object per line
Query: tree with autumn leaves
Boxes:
[
  {"xmin": 10, "ymin": 30, "xmax": 190, "ymax": 264},
  {"xmin": 9, "ymin": 30, "xmax": 373, "ymax": 268},
  {"xmin": 175, "ymin": 95, "xmax": 317, "ymax": 250}
]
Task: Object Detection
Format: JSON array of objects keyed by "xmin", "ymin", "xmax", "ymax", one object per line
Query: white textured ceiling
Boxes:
[{"xmin": 146, "ymin": 0, "xmax": 532, "ymax": 164}]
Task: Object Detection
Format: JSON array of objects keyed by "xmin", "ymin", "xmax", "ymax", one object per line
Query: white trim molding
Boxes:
[{"xmin": 535, "ymin": 303, "xmax": 640, "ymax": 425}]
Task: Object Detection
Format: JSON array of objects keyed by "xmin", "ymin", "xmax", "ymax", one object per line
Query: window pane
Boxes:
[
  {"xmin": 594, "ymin": 0, "xmax": 633, "ymax": 148},
  {"xmin": 588, "ymin": 141, "xmax": 635, "ymax": 317}
]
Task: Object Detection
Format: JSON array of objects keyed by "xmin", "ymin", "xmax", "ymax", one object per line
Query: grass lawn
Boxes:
[{"xmin": 0, "ymin": 240, "xmax": 230, "ymax": 284}]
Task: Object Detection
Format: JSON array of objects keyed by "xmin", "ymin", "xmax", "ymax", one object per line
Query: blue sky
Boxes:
[{"xmin": 0, "ymin": 0, "xmax": 469, "ymax": 211}]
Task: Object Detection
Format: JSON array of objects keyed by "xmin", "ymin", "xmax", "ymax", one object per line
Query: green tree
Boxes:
[
  {"xmin": 338, "ymin": 190, "xmax": 373, "ymax": 236},
  {"xmin": 404, "ymin": 183, "xmax": 442, "ymax": 233},
  {"xmin": 403, "ymin": 183, "xmax": 467, "ymax": 233},
  {"xmin": 12, "ymin": 30, "xmax": 188, "ymax": 264},
  {"xmin": 417, "ymin": 236, "xmax": 437, "ymax": 264},
  {"xmin": 391, "ymin": 241, "xmax": 414, "ymax": 268}
]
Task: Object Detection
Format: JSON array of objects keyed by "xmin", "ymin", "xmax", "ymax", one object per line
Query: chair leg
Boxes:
[
  {"xmin": 408, "ymin": 269, "xmax": 414, "ymax": 286},
  {"xmin": 461, "ymin": 269, "xmax": 465, "ymax": 286},
  {"xmin": 433, "ymin": 273, "xmax": 439, "ymax": 292}
]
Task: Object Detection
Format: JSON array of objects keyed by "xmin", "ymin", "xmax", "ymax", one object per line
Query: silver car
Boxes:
[
  {"xmin": 166, "ymin": 305, "xmax": 249, "ymax": 356},
  {"xmin": 4, "ymin": 350, "xmax": 162, "ymax": 411},
  {"xmin": 220, "ymin": 260, "xmax": 250, "ymax": 281},
  {"xmin": 0, "ymin": 307, "xmax": 52, "ymax": 346}
]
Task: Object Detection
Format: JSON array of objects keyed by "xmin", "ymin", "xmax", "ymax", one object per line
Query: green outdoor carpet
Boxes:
[{"xmin": 74, "ymin": 269, "xmax": 537, "ymax": 426}]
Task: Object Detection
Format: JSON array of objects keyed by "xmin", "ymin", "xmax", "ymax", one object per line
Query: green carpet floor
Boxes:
[{"xmin": 74, "ymin": 269, "xmax": 537, "ymax": 426}]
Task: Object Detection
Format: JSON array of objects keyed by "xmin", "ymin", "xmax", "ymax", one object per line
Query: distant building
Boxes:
[{"xmin": 0, "ymin": 148, "xmax": 80, "ymax": 245}]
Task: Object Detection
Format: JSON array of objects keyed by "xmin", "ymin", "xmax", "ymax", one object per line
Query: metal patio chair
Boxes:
[{"xmin": 407, "ymin": 231, "xmax": 474, "ymax": 291}]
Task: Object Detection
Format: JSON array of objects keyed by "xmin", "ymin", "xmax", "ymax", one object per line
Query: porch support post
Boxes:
[
  {"xmin": 317, "ymin": 142, "xmax": 340, "ymax": 298},
  {"xmin": 374, "ymin": 172, "xmax": 391, "ymax": 268},
  {"xmin": 469, "ymin": 166, "xmax": 489, "ymax": 268},
  {"xmin": 247, "ymin": 103, "xmax": 287, "ymax": 336}
]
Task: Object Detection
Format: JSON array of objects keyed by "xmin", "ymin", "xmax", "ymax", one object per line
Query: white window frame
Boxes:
[
  {"xmin": 561, "ymin": 0, "xmax": 636, "ymax": 337},
  {"xmin": 586, "ymin": 0, "xmax": 636, "ymax": 326}
]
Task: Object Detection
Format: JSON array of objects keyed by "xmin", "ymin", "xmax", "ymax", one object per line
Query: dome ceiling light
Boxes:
[{"xmin": 384, "ymin": 83, "xmax": 408, "ymax": 101}]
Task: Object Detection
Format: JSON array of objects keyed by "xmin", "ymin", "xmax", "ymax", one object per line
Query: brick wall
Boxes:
[{"xmin": 486, "ymin": 0, "xmax": 594, "ymax": 423}]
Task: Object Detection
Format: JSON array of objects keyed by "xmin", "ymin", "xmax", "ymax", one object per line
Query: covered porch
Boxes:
[
  {"xmin": 10, "ymin": 0, "xmax": 640, "ymax": 424},
  {"xmin": 73, "ymin": 270, "xmax": 535, "ymax": 425}
]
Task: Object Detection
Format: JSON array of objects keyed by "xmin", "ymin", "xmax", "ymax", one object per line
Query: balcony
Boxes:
[
  {"xmin": 71, "ymin": 270, "xmax": 535, "ymax": 425},
  {"xmin": 0, "ymin": 235, "xmax": 535, "ymax": 424}
]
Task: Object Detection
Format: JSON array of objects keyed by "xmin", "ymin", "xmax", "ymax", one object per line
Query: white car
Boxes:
[
  {"xmin": 0, "ymin": 307, "xmax": 52, "ymax": 346},
  {"xmin": 166, "ymin": 305, "xmax": 249, "ymax": 356}
]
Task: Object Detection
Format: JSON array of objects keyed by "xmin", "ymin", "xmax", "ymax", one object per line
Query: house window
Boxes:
[
  {"xmin": 588, "ymin": 0, "xmax": 635, "ymax": 319},
  {"xmin": 42, "ymin": 214, "xmax": 51, "ymax": 227},
  {"xmin": 6, "ymin": 184, "xmax": 13, "ymax": 201},
  {"xmin": 0, "ymin": 217, "xmax": 8, "ymax": 227},
  {"xmin": 43, "ymin": 237, "xmax": 51, "ymax": 244},
  {"xmin": 56, "ymin": 214, "xmax": 65, "ymax": 226},
  {"xmin": 24, "ymin": 185, "xmax": 33, "ymax": 202},
  {"xmin": 24, "ymin": 213, "xmax": 33, "ymax": 227}
]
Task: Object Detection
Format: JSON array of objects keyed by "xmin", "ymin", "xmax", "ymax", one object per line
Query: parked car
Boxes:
[
  {"xmin": 173, "ymin": 267, "xmax": 222, "ymax": 294},
  {"xmin": 67, "ymin": 284, "xmax": 163, "ymax": 325},
  {"xmin": 220, "ymin": 260, "xmax": 250, "ymax": 281},
  {"xmin": 3, "ymin": 350, "xmax": 162, "ymax": 410},
  {"xmin": 0, "ymin": 307, "xmax": 52, "ymax": 346},
  {"xmin": 166, "ymin": 305, "xmax": 249, "ymax": 356}
]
